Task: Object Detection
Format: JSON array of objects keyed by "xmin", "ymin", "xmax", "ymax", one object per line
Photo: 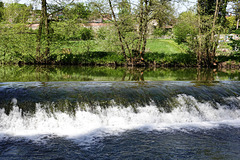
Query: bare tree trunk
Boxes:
[
  {"xmin": 197, "ymin": 1, "xmax": 202, "ymax": 67},
  {"xmin": 36, "ymin": 0, "xmax": 49, "ymax": 64},
  {"xmin": 137, "ymin": 0, "xmax": 144, "ymax": 53},
  {"xmin": 237, "ymin": 18, "xmax": 239, "ymax": 30},
  {"xmin": 141, "ymin": 0, "xmax": 149, "ymax": 58},
  {"xmin": 209, "ymin": 0, "xmax": 219, "ymax": 66},
  {"xmin": 108, "ymin": 0, "xmax": 127, "ymax": 62},
  {"xmin": 43, "ymin": 0, "xmax": 49, "ymax": 64},
  {"xmin": 36, "ymin": 1, "xmax": 44, "ymax": 63}
]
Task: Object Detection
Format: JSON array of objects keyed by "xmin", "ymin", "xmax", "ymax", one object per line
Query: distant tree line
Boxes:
[{"xmin": 0, "ymin": 0, "xmax": 237, "ymax": 67}]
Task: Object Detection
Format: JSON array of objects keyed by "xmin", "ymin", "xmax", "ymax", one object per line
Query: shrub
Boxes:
[
  {"xmin": 97, "ymin": 27, "xmax": 107, "ymax": 40},
  {"xmin": 79, "ymin": 27, "xmax": 94, "ymax": 40}
]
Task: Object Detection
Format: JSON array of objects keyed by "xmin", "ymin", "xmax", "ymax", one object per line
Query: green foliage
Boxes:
[
  {"xmin": 235, "ymin": 29, "xmax": 240, "ymax": 34},
  {"xmin": 144, "ymin": 39, "xmax": 196, "ymax": 66},
  {"xmin": 0, "ymin": 1, "xmax": 196, "ymax": 66},
  {"xmin": 63, "ymin": 3, "xmax": 91, "ymax": 21},
  {"xmin": 95, "ymin": 27, "xmax": 122, "ymax": 53},
  {"xmin": 151, "ymin": 0, "xmax": 175, "ymax": 28},
  {"xmin": 0, "ymin": 2, "xmax": 3, "ymax": 22},
  {"xmin": 97, "ymin": 27, "xmax": 107, "ymax": 40},
  {"xmin": 118, "ymin": 0, "xmax": 134, "ymax": 33},
  {"xmin": 51, "ymin": 21, "xmax": 94, "ymax": 41},
  {"xmin": 144, "ymin": 52, "xmax": 196, "ymax": 66},
  {"xmin": 226, "ymin": 16, "xmax": 237, "ymax": 32},
  {"xmin": 0, "ymin": 24, "xmax": 36, "ymax": 64},
  {"xmin": 80, "ymin": 40, "xmax": 96, "ymax": 53},
  {"xmin": 173, "ymin": 11, "xmax": 198, "ymax": 44},
  {"xmin": 79, "ymin": 27, "xmax": 94, "ymax": 40},
  {"xmin": 217, "ymin": 52, "xmax": 240, "ymax": 63},
  {"xmin": 3, "ymin": 3, "xmax": 31, "ymax": 23},
  {"xmin": 153, "ymin": 28, "xmax": 167, "ymax": 38},
  {"xmin": 54, "ymin": 51, "xmax": 124, "ymax": 65},
  {"xmin": 198, "ymin": 0, "xmax": 227, "ymax": 26},
  {"xmin": 173, "ymin": 23, "xmax": 189, "ymax": 44},
  {"xmin": 229, "ymin": 39, "xmax": 240, "ymax": 52}
]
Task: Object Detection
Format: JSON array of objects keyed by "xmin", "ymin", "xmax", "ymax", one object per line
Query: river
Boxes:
[{"xmin": 0, "ymin": 66, "xmax": 240, "ymax": 159}]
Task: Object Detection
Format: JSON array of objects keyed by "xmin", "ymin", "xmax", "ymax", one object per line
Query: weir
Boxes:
[{"xmin": 1, "ymin": 81, "xmax": 240, "ymax": 138}]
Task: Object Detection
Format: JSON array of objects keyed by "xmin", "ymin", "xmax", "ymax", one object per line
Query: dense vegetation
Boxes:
[{"xmin": 0, "ymin": 0, "xmax": 240, "ymax": 67}]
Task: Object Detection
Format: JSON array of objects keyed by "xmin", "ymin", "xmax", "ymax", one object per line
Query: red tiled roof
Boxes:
[{"xmin": 84, "ymin": 23, "xmax": 113, "ymax": 27}]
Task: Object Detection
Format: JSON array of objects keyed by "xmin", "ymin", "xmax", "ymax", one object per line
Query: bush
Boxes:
[
  {"xmin": 144, "ymin": 52, "xmax": 196, "ymax": 66},
  {"xmin": 0, "ymin": 24, "xmax": 36, "ymax": 64},
  {"xmin": 51, "ymin": 22, "xmax": 94, "ymax": 41},
  {"xmin": 79, "ymin": 27, "xmax": 94, "ymax": 40},
  {"xmin": 173, "ymin": 11, "xmax": 197, "ymax": 44},
  {"xmin": 153, "ymin": 28, "xmax": 167, "ymax": 38},
  {"xmin": 97, "ymin": 27, "xmax": 107, "ymax": 40},
  {"xmin": 234, "ymin": 29, "xmax": 240, "ymax": 34}
]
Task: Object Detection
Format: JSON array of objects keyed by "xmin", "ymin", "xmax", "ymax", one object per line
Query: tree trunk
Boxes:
[
  {"xmin": 108, "ymin": 0, "xmax": 127, "ymax": 62},
  {"xmin": 141, "ymin": 0, "xmax": 149, "ymax": 57},
  {"xmin": 43, "ymin": 0, "xmax": 49, "ymax": 63},
  {"xmin": 197, "ymin": 0, "xmax": 221, "ymax": 67},
  {"xmin": 237, "ymin": 18, "xmax": 239, "ymax": 30},
  {"xmin": 209, "ymin": 0, "xmax": 219, "ymax": 67},
  {"xmin": 36, "ymin": 1, "xmax": 44, "ymax": 63},
  {"xmin": 36, "ymin": 0, "xmax": 49, "ymax": 64},
  {"xmin": 137, "ymin": 0, "xmax": 144, "ymax": 53},
  {"xmin": 197, "ymin": 0, "xmax": 202, "ymax": 67}
]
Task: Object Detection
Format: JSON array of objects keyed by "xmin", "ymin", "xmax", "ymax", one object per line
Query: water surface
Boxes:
[
  {"xmin": 0, "ymin": 65, "xmax": 240, "ymax": 159},
  {"xmin": 1, "ymin": 65, "xmax": 240, "ymax": 82}
]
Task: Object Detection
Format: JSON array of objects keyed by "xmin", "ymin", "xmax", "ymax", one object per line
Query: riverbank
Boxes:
[
  {"xmin": 0, "ymin": 39, "xmax": 196, "ymax": 66},
  {"xmin": 1, "ymin": 38, "xmax": 238, "ymax": 68}
]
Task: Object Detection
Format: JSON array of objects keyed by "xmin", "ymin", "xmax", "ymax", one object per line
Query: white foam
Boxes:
[{"xmin": 0, "ymin": 94, "xmax": 240, "ymax": 142}]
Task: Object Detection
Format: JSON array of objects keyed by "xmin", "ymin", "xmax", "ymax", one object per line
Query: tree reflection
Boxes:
[
  {"xmin": 0, "ymin": 65, "xmax": 240, "ymax": 82},
  {"xmin": 122, "ymin": 68, "xmax": 145, "ymax": 81}
]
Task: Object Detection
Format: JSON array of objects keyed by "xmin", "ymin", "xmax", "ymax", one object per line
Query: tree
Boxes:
[
  {"xmin": 103, "ymin": 0, "xmax": 174, "ymax": 66},
  {"xmin": 63, "ymin": 3, "xmax": 91, "ymax": 21},
  {"xmin": 173, "ymin": 11, "xmax": 198, "ymax": 44},
  {"xmin": 36, "ymin": 0, "xmax": 75, "ymax": 63},
  {"xmin": 36, "ymin": 0, "xmax": 49, "ymax": 63},
  {"xmin": 230, "ymin": 0, "xmax": 240, "ymax": 29},
  {"xmin": 196, "ymin": 0, "xmax": 228, "ymax": 67},
  {"xmin": 3, "ymin": 3, "xmax": 31, "ymax": 23},
  {"xmin": 226, "ymin": 15, "xmax": 237, "ymax": 32},
  {"xmin": 0, "ymin": 1, "xmax": 3, "ymax": 22},
  {"xmin": 151, "ymin": 0, "xmax": 175, "ymax": 28}
]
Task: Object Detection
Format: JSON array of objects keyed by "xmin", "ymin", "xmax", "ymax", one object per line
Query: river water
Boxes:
[{"xmin": 0, "ymin": 66, "xmax": 240, "ymax": 159}]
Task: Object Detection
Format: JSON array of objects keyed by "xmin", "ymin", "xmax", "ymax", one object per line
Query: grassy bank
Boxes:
[
  {"xmin": 146, "ymin": 39, "xmax": 185, "ymax": 54},
  {"xmin": 144, "ymin": 39, "xmax": 196, "ymax": 67},
  {"xmin": 0, "ymin": 30, "xmax": 195, "ymax": 66},
  {"xmin": 54, "ymin": 39, "xmax": 195, "ymax": 67}
]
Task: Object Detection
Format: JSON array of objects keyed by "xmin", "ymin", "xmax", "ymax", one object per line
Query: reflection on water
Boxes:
[{"xmin": 0, "ymin": 65, "xmax": 240, "ymax": 82}]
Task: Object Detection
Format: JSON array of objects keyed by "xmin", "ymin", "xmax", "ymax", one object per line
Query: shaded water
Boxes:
[
  {"xmin": 1, "ymin": 65, "xmax": 240, "ymax": 82},
  {"xmin": 0, "ymin": 65, "xmax": 240, "ymax": 159}
]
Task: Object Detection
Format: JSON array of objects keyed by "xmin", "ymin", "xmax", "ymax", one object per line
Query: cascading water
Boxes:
[
  {"xmin": 1, "ymin": 94, "xmax": 240, "ymax": 138},
  {"xmin": 1, "ymin": 67, "xmax": 240, "ymax": 159}
]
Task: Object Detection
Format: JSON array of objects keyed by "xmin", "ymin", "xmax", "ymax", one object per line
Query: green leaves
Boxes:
[
  {"xmin": 0, "ymin": 23, "xmax": 36, "ymax": 64},
  {"xmin": 3, "ymin": 3, "xmax": 31, "ymax": 23},
  {"xmin": 173, "ymin": 11, "xmax": 198, "ymax": 45}
]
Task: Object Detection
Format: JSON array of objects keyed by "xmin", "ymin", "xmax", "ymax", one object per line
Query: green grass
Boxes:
[
  {"xmin": 144, "ymin": 39, "xmax": 195, "ymax": 66},
  {"xmin": 54, "ymin": 39, "xmax": 192, "ymax": 65},
  {"xmin": 62, "ymin": 39, "xmax": 186, "ymax": 55},
  {"xmin": 146, "ymin": 39, "xmax": 185, "ymax": 54}
]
